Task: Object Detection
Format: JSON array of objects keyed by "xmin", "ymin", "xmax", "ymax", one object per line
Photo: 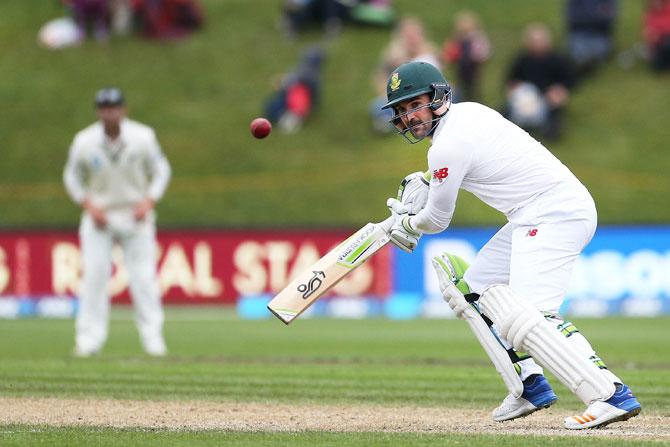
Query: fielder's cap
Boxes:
[{"xmin": 94, "ymin": 87, "xmax": 125, "ymax": 107}]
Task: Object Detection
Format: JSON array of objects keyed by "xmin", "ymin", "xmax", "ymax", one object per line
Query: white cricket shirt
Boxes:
[
  {"xmin": 410, "ymin": 102, "xmax": 592, "ymax": 234},
  {"xmin": 63, "ymin": 118, "xmax": 171, "ymax": 213}
]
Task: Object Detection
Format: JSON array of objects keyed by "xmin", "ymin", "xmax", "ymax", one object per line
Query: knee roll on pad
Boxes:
[{"xmin": 479, "ymin": 285, "xmax": 615, "ymax": 404}]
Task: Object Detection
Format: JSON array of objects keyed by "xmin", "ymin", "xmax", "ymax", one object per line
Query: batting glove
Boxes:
[
  {"xmin": 396, "ymin": 171, "xmax": 430, "ymax": 215},
  {"xmin": 387, "ymin": 198, "xmax": 422, "ymax": 253}
]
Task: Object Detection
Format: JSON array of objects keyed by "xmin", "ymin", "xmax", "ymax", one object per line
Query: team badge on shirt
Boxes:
[
  {"xmin": 432, "ymin": 167, "xmax": 449, "ymax": 182},
  {"xmin": 90, "ymin": 156, "xmax": 102, "ymax": 171},
  {"xmin": 389, "ymin": 72, "xmax": 401, "ymax": 92}
]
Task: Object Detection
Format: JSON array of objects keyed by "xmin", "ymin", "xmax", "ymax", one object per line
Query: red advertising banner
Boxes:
[{"xmin": 0, "ymin": 230, "xmax": 393, "ymax": 304}]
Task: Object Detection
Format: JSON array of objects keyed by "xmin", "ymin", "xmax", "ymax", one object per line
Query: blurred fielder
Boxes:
[
  {"xmin": 64, "ymin": 87, "xmax": 171, "ymax": 357},
  {"xmin": 383, "ymin": 61, "xmax": 641, "ymax": 429}
]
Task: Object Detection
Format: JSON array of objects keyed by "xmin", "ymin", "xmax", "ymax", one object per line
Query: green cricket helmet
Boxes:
[{"xmin": 382, "ymin": 61, "xmax": 452, "ymax": 143}]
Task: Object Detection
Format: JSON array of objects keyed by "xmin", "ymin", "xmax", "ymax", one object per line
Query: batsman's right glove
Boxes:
[
  {"xmin": 385, "ymin": 171, "xmax": 429, "ymax": 253},
  {"xmin": 396, "ymin": 171, "xmax": 430, "ymax": 215}
]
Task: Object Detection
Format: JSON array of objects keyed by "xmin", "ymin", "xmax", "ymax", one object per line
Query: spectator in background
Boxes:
[
  {"xmin": 565, "ymin": 0, "xmax": 618, "ymax": 77},
  {"xmin": 134, "ymin": 0, "xmax": 204, "ymax": 40},
  {"xmin": 264, "ymin": 46, "xmax": 326, "ymax": 133},
  {"xmin": 349, "ymin": 0, "xmax": 396, "ymax": 28},
  {"xmin": 369, "ymin": 17, "xmax": 441, "ymax": 133},
  {"xmin": 281, "ymin": 0, "xmax": 352, "ymax": 39},
  {"xmin": 110, "ymin": 0, "xmax": 133, "ymax": 36},
  {"xmin": 441, "ymin": 10, "xmax": 491, "ymax": 101},
  {"xmin": 67, "ymin": 0, "xmax": 110, "ymax": 42},
  {"xmin": 52, "ymin": 0, "xmax": 202, "ymax": 45},
  {"xmin": 505, "ymin": 23, "xmax": 576, "ymax": 141},
  {"xmin": 63, "ymin": 88, "xmax": 171, "ymax": 357},
  {"xmin": 644, "ymin": 0, "xmax": 670, "ymax": 71},
  {"xmin": 281, "ymin": 0, "xmax": 395, "ymax": 40}
]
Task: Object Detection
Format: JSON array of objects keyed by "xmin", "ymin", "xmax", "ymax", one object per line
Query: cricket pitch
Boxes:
[{"xmin": 1, "ymin": 397, "xmax": 668, "ymax": 440}]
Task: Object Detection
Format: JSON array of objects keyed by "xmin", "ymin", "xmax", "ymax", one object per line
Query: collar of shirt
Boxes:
[{"xmin": 100, "ymin": 118, "xmax": 128, "ymax": 161}]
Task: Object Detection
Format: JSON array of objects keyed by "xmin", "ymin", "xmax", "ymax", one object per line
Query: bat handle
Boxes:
[{"xmin": 377, "ymin": 215, "xmax": 396, "ymax": 234}]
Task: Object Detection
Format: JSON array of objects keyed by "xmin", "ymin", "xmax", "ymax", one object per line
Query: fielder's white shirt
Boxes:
[
  {"xmin": 410, "ymin": 102, "xmax": 592, "ymax": 233},
  {"xmin": 63, "ymin": 118, "xmax": 171, "ymax": 229}
]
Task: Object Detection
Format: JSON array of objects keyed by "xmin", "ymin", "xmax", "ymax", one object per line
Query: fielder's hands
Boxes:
[
  {"xmin": 134, "ymin": 197, "xmax": 155, "ymax": 221},
  {"xmin": 83, "ymin": 199, "xmax": 107, "ymax": 229}
]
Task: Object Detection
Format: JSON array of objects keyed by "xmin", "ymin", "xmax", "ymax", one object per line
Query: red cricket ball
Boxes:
[{"xmin": 250, "ymin": 117, "xmax": 272, "ymax": 139}]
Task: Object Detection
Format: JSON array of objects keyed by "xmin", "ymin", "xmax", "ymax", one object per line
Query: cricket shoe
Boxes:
[
  {"xmin": 143, "ymin": 337, "xmax": 168, "ymax": 357},
  {"xmin": 492, "ymin": 374, "xmax": 558, "ymax": 422},
  {"xmin": 73, "ymin": 346, "xmax": 100, "ymax": 358},
  {"xmin": 564, "ymin": 383, "xmax": 641, "ymax": 430}
]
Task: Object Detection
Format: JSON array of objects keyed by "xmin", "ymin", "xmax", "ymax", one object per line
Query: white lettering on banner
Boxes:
[
  {"xmin": 52, "ymin": 241, "xmax": 224, "ymax": 298},
  {"xmin": 620, "ymin": 297, "xmax": 663, "ymax": 316},
  {"xmin": 52, "ymin": 242, "xmax": 81, "ymax": 294},
  {"xmin": 567, "ymin": 249, "xmax": 670, "ymax": 301},
  {"xmin": 0, "ymin": 247, "xmax": 10, "ymax": 293},
  {"xmin": 423, "ymin": 239, "xmax": 670, "ymax": 302},
  {"xmin": 158, "ymin": 242, "xmax": 222, "ymax": 297},
  {"xmin": 158, "ymin": 243, "xmax": 198, "ymax": 295},
  {"xmin": 193, "ymin": 243, "xmax": 223, "ymax": 296},
  {"xmin": 571, "ymin": 251, "xmax": 627, "ymax": 300},
  {"xmin": 627, "ymin": 250, "xmax": 668, "ymax": 297},
  {"xmin": 266, "ymin": 242, "xmax": 295, "ymax": 291},
  {"xmin": 233, "ymin": 241, "xmax": 267, "ymax": 295},
  {"xmin": 287, "ymin": 243, "xmax": 320, "ymax": 281}
]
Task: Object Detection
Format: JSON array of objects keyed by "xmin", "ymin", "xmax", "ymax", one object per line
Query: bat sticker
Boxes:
[{"xmin": 297, "ymin": 271, "xmax": 326, "ymax": 299}]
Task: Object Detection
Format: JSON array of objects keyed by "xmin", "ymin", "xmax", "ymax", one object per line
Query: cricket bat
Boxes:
[{"xmin": 267, "ymin": 216, "xmax": 395, "ymax": 324}]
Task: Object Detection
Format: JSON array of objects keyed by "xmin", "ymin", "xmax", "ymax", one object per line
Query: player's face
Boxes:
[
  {"xmin": 96, "ymin": 105, "xmax": 126, "ymax": 127},
  {"xmin": 394, "ymin": 94, "xmax": 434, "ymax": 139}
]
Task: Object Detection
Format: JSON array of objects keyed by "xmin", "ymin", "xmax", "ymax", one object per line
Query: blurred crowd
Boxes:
[
  {"xmin": 38, "ymin": 0, "xmax": 204, "ymax": 48},
  {"xmin": 369, "ymin": 0, "xmax": 669, "ymax": 141},
  {"xmin": 367, "ymin": 0, "xmax": 612, "ymax": 141},
  {"xmin": 263, "ymin": 0, "xmax": 397, "ymax": 133},
  {"xmin": 37, "ymin": 0, "xmax": 669, "ymax": 141},
  {"xmin": 266, "ymin": 0, "xmax": 670, "ymax": 142}
]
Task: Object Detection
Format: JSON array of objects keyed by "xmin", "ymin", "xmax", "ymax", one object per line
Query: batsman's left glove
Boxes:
[{"xmin": 387, "ymin": 198, "xmax": 422, "ymax": 253}]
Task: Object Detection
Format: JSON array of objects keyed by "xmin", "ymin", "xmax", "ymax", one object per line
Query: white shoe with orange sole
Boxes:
[{"xmin": 564, "ymin": 383, "xmax": 641, "ymax": 430}]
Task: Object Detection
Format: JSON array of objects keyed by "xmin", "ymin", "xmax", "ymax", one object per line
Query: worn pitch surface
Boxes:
[{"xmin": 2, "ymin": 397, "xmax": 667, "ymax": 440}]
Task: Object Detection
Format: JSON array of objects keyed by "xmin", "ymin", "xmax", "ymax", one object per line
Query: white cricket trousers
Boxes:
[
  {"xmin": 464, "ymin": 189, "xmax": 598, "ymax": 314},
  {"xmin": 75, "ymin": 214, "xmax": 164, "ymax": 353},
  {"xmin": 463, "ymin": 189, "xmax": 620, "ymax": 384}
]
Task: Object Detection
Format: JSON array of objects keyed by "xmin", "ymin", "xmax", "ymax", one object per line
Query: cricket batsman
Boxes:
[{"xmin": 382, "ymin": 61, "xmax": 641, "ymax": 429}]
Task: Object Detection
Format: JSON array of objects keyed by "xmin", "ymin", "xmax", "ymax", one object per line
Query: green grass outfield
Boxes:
[
  {"xmin": 2, "ymin": 427, "xmax": 667, "ymax": 447},
  {"xmin": 0, "ymin": 308, "xmax": 668, "ymax": 445},
  {"xmin": 1, "ymin": 1, "xmax": 669, "ymax": 229}
]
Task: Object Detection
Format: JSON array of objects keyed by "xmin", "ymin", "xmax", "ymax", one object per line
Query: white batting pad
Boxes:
[
  {"xmin": 479, "ymin": 285, "xmax": 615, "ymax": 404},
  {"xmin": 433, "ymin": 259, "xmax": 523, "ymax": 398}
]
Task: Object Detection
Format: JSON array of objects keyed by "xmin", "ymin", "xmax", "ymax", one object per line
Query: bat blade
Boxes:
[{"xmin": 267, "ymin": 221, "xmax": 391, "ymax": 324}]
